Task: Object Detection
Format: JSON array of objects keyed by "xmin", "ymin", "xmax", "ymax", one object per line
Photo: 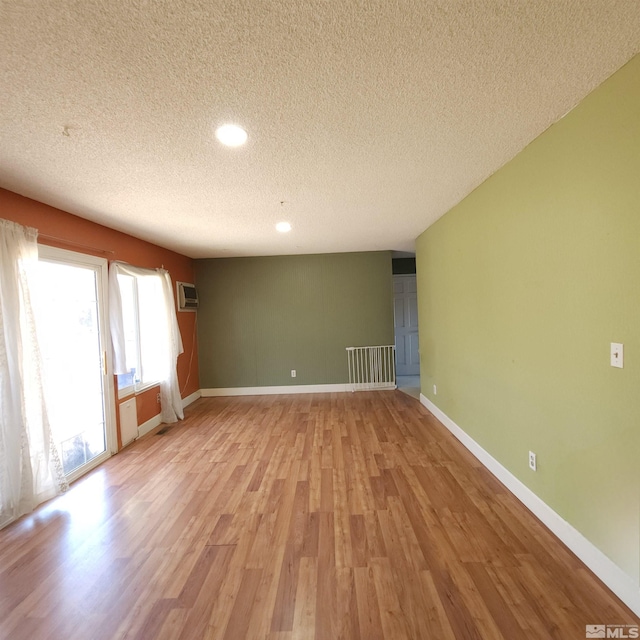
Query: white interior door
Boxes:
[
  {"xmin": 34, "ymin": 246, "xmax": 115, "ymax": 481},
  {"xmin": 393, "ymin": 275, "xmax": 420, "ymax": 376}
]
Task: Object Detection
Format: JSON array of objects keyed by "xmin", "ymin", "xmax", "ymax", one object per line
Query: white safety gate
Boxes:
[{"xmin": 346, "ymin": 345, "xmax": 396, "ymax": 391}]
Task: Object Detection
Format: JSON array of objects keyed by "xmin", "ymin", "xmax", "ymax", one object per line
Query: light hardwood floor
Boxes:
[{"xmin": 0, "ymin": 392, "xmax": 637, "ymax": 639}]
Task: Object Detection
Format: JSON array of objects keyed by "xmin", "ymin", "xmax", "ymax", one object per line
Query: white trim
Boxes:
[
  {"xmin": 135, "ymin": 380, "xmax": 162, "ymax": 394},
  {"xmin": 420, "ymin": 393, "xmax": 640, "ymax": 617},
  {"xmin": 37, "ymin": 244, "xmax": 106, "ymax": 268},
  {"xmin": 137, "ymin": 413, "xmax": 163, "ymax": 438},
  {"xmin": 201, "ymin": 383, "xmax": 353, "ymax": 397},
  {"xmin": 182, "ymin": 389, "xmax": 201, "ymax": 408},
  {"xmin": 65, "ymin": 450, "xmax": 112, "ymax": 484},
  {"xmin": 134, "ymin": 391, "xmax": 201, "ymax": 439},
  {"xmin": 117, "ymin": 380, "xmax": 163, "ymax": 400},
  {"xmin": 117, "ymin": 383, "xmax": 135, "ymax": 400}
]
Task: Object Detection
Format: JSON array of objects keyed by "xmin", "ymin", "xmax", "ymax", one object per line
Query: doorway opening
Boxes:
[{"xmin": 392, "ymin": 255, "xmax": 420, "ymax": 399}]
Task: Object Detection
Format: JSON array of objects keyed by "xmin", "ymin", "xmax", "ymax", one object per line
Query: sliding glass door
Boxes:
[{"xmin": 34, "ymin": 246, "xmax": 115, "ymax": 481}]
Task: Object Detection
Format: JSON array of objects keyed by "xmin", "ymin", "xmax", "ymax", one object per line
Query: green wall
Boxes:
[
  {"xmin": 195, "ymin": 251, "xmax": 394, "ymax": 388},
  {"xmin": 416, "ymin": 54, "xmax": 640, "ymax": 585}
]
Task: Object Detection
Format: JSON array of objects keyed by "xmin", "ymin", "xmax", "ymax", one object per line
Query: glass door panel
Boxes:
[{"xmin": 34, "ymin": 248, "xmax": 114, "ymax": 479}]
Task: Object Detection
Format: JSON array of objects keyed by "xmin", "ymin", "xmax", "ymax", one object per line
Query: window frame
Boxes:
[{"xmin": 116, "ymin": 272, "xmax": 162, "ymax": 398}]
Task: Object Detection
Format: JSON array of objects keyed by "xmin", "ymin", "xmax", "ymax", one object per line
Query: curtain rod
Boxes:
[{"xmin": 38, "ymin": 234, "xmax": 115, "ymax": 255}]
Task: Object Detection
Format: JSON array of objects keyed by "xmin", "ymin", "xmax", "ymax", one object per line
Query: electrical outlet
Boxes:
[
  {"xmin": 291, "ymin": 369, "xmax": 296, "ymax": 378},
  {"xmin": 528, "ymin": 451, "xmax": 537, "ymax": 471},
  {"xmin": 433, "ymin": 384, "xmax": 437, "ymax": 395}
]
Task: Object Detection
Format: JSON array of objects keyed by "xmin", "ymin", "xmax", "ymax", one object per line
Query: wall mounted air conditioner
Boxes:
[{"xmin": 177, "ymin": 281, "xmax": 199, "ymax": 311}]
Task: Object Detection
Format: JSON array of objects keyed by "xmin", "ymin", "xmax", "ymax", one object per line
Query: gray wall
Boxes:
[{"xmin": 195, "ymin": 251, "xmax": 394, "ymax": 388}]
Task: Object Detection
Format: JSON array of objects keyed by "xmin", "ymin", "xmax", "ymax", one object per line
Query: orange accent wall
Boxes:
[{"xmin": 0, "ymin": 187, "xmax": 200, "ymax": 449}]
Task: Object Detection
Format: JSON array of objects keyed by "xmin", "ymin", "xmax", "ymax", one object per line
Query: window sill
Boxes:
[{"xmin": 117, "ymin": 381, "xmax": 160, "ymax": 400}]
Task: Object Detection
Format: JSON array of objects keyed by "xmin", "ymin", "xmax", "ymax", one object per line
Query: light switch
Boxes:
[{"xmin": 610, "ymin": 343, "xmax": 623, "ymax": 368}]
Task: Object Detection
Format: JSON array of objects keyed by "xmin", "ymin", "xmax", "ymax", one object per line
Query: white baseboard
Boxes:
[
  {"xmin": 137, "ymin": 413, "xmax": 163, "ymax": 438},
  {"xmin": 201, "ymin": 383, "xmax": 352, "ymax": 397},
  {"xmin": 182, "ymin": 389, "xmax": 201, "ymax": 408},
  {"xmin": 420, "ymin": 394, "xmax": 640, "ymax": 617},
  {"xmin": 136, "ymin": 391, "xmax": 201, "ymax": 438}
]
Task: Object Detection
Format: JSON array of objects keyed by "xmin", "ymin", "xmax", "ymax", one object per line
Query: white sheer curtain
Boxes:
[
  {"xmin": 109, "ymin": 262, "xmax": 184, "ymax": 423},
  {"xmin": 0, "ymin": 219, "xmax": 68, "ymax": 529}
]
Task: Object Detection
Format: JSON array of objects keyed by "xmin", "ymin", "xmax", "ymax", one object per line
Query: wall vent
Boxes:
[{"xmin": 177, "ymin": 281, "xmax": 198, "ymax": 311}]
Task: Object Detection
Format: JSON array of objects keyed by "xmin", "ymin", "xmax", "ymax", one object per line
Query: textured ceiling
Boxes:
[{"xmin": 1, "ymin": 2, "xmax": 639, "ymax": 258}]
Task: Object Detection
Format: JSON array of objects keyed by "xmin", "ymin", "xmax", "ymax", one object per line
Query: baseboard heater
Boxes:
[{"xmin": 119, "ymin": 399, "xmax": 138, "ymax": 446}]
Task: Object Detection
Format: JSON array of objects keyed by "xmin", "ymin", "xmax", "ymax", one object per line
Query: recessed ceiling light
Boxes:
[
  {"xmin": 276, "ymin": 221, "xmax": 292, "ymax": 233},
  {"xmin": 215, "ymin": 124, "xmax": 247, "ymax": 147}
]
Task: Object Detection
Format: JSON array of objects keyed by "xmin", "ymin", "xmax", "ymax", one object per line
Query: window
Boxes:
[
  {"xmin": 109, "ymin": 262, "xmax": 184, "ymax": 423},
  {"xmin": 116, "ymin": 272, "xmax": 167, "ymax": 394}
]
